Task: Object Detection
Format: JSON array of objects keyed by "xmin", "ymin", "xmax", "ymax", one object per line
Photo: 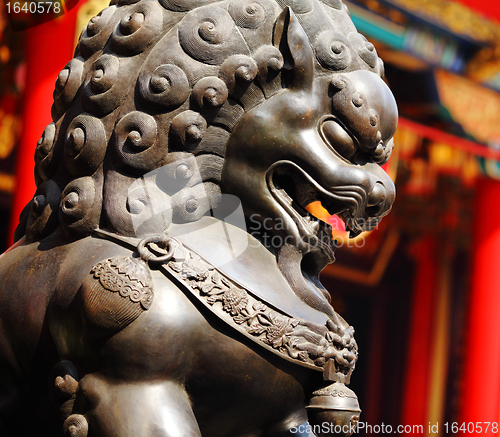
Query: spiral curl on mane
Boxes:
[{"xmin": 17, "ymin": 0, "xmax": 385, "ymax": 243}]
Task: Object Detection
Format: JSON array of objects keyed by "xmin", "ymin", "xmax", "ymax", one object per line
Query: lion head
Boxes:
[{"xmin": 16, "ymin": 0, "xmax": 397, "ymax": 310}]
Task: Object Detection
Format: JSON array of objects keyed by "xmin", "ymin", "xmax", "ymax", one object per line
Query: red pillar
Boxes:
[
  {"xmin": 454, "ymin": 0, "xmax": 500, "ymax": 23},
  {"xmin": 8, "ymin": 6, "xmax": 83, "ymax": 244},
  {"xmin": 459, "ymin": 178, "xmax": 500, "ymax": 433},
  {"xmin": 401, "ymin": 238, "xmax": 437, "ymax": 432},
  {"xmin": 363, "ymin": 299, "xmax": 386, "ymax": 426}
]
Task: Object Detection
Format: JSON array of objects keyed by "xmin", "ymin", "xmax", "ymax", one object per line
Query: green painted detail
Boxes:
[
  {"xmin": 403, "ymin": 25, "xmax": 462, "ymax": 71},
  {"xmin": 351, "ymin": 14, "xmax": 405, "ymax": 50}
]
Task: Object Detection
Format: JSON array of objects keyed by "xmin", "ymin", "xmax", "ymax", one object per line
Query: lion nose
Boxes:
[{"xmin": 367, "ymin": 182, "xmax": 390, "ymax": 216}]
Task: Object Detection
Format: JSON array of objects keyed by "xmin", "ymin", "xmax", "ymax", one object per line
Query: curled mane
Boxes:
[{"xmin": 16, "ymin": 0, "xmax": 384, "ymax": 243}]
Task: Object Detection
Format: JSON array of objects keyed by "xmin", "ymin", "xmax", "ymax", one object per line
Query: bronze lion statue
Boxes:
[{"xmin": 0, "ymin": 0, "xmax": 397, "ymax": 435}]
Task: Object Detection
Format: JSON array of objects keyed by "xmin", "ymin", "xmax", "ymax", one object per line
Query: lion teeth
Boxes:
[
  {"xmin": 310, "ymin": 220, "xmax": 320, "ymax": 233},
  {"xmin": 278, "ymin": 189, "xmax": 293, "ymax": 205},
  {"xmin": 349, "ymin": 229, "xmax": 362, "ymax": 238}
]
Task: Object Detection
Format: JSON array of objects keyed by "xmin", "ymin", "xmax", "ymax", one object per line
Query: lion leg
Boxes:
[{"xmin": 75, "ymin": 374, "xmax": 201, "ymax": 437}]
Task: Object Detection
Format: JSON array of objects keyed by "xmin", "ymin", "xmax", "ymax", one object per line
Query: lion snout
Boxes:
[{"xmin": 366, "ymin": 181, "xmax": 393, "ymax": 218}]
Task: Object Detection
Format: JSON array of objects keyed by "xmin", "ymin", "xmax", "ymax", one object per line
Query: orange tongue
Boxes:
[
  {"xmin": 307, "ymin": 201, "xmax": 370, "ymax": 244},
  {"xmin": 306, "ymin": 202, "xmax": 348, "ymax": 233}
]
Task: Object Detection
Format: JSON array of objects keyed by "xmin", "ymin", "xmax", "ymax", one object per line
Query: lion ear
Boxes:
[{"xmin": 273, "ymin": 6, "xmax": 314, "ymax": 92}]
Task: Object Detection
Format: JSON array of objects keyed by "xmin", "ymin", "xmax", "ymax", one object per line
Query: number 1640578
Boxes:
[
  {"xmin": 5, "ymin": 2, "xmax": 62, "ymax": 14},
  {"xmin": 444, "ymin": 422, "xmax": 499, "ymax": 434}
]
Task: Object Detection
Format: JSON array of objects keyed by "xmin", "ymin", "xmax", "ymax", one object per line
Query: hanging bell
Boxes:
[{"xmin": 306, "ymin": 382, "xmax": 361, "ymax": 437}]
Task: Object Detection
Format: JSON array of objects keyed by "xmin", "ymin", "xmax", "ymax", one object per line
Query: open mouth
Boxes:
[{"xmin": 266, "ymin": 161, "xmax": 374, "ymax": 259}]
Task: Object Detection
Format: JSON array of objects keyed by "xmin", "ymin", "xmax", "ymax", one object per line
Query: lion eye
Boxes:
[{"xmin": 320, "ymin": 118, "xmax": 357, "ymax": 161}]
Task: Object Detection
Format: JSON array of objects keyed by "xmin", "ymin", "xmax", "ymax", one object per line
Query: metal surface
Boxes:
[{"xmin": 0, "ymin": 0, "xmax": 398, "ymax": 435}]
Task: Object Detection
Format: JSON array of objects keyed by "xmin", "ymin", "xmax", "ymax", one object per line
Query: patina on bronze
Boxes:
[{"xmin": 0, "ymin": 0, "xmax": 398, "ymax": 435}]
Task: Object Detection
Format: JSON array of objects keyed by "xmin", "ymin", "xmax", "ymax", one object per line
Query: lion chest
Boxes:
[{"xmin": 91, "ymin": 270, "xmax": 311, "ymax": 434}]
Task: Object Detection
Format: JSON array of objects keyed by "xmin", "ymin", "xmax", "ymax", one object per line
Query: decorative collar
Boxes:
[{"xmin": 93, "ymin": 228, "xmax": 357, "ymax": 383}]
